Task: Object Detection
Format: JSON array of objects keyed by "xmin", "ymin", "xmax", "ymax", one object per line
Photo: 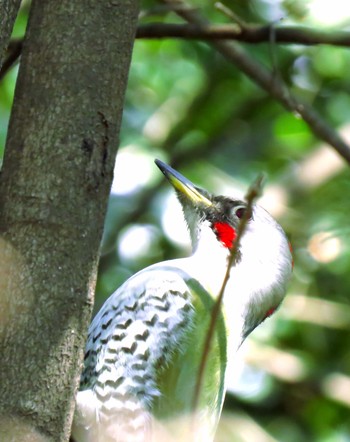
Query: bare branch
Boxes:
[
  {"xmin": 3, "ymin": 21, "xmax": 350, "ymax": 81},
  {"xmin": 160, "ymin": 0, "xmax": 350, "ymax": 165},
  {"xmin": 137, "ymin": 23, "xmax": 350, "ymax": 47}
]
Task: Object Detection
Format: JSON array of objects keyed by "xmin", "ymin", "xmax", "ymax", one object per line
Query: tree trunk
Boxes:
[
  {"xmin": 0, "ymin": 0, "xmax": 139, "ymax": 441},
  {"xmin": 0, "ymin": 0, "xmax": 22, "ymax": 68}
]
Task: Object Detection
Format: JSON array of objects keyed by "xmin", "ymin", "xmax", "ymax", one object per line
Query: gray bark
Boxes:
[
  {"xmin": 0, "ymin": 0, "xmax": 139, "ymax": 440},
  {"xmin": 0, "ymin": 0, "xmax": 22, "ymax": 69}
]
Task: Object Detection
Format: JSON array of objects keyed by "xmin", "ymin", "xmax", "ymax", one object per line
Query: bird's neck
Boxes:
[
  {"xmin": 179, "ymin": 222, "xmax": 249, "ymax": 351},
  {"xmin": 164, "ymin": 221, "xmax": 266, "ymax": 351},
  {"xmin": 183, "ymin": 222, "xmax": 232, "ymax": 298}
]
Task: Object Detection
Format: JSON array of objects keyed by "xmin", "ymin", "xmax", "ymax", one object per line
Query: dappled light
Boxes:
[
  {"xmin": 282, "ymin": 294, "xmax": 350, "ymax": 329},
  {"xmin": 118, "ymin": 224, "xmax": 160, "ymax": 263},
  {"xmin": 308, "ymin": 0, "xmax": 350, "ymax": 26},
  {"xmin": 111, "ymin": 146, "xmax": 156, "ymax": 195},
  {"xmin": 322, "ymin": 373, "xmax": 350, "ymax": 408},
  {"xmin": 160, "ymin": 191, "xmax": 192, "ymax": 248},
  {"xmin": 308, "ymin": 231, "xmax": 342, "ymax": 264},
  {"xmin": 246, "ymin": 341, "xmax": 309, "ymax": 383}
]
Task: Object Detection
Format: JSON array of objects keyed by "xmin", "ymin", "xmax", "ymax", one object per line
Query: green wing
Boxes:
[{"xmin": 153, "ymin": 278, "xmax": 228, "ymax": 438}]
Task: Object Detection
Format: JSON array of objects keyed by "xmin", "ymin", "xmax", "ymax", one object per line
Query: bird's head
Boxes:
[{"xmin": 155, "ymin": 159, "xmax": 293, "ymax": 344}]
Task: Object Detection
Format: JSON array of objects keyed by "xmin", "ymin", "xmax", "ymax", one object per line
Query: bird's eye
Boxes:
[{"xmin": 235, "ymin": 206, "xmax": 249, "ymax": 219}]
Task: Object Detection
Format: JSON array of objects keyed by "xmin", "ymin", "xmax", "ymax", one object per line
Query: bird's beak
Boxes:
[{"xmin": 155, "ymin": 159, "xmax": 212, "ymax": 207}]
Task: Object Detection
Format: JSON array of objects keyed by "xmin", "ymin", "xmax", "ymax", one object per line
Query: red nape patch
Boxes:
[
  {"xmin": 263, "ymin": 307, "xmax": 276, "ymax": 320},
  {"xmin": 213, "ymin": 222, "xmax": 236, "ymax": 248},
  {"xmin": 288, "ymin": 241, "xmax": 294, "ymax": 269}
]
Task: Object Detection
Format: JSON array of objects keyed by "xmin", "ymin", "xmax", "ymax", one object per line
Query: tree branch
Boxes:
[
  {"xmin": 160, "ymin": 0, "xmax": 350, "ymax": 165},
  {"xmin": 3, "ymin": 21, "xmax": 350, "ymax": 81},
  {"xmin": 137, "ymin": 22, "xmax": 350, "ymax": 46}
]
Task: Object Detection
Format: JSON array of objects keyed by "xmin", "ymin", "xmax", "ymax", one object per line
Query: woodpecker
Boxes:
[{"xmin": 72, "ymin": 160, "xmax": 292, "ymax": 442}]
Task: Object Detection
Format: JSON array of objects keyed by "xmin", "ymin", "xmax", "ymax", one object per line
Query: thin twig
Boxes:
[{"xmin": 191, "ymin": 174, "xmax": 264, "ymax": 414}]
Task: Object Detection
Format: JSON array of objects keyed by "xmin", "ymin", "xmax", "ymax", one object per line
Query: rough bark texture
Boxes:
[
  {"xmin": 0, "ymin": 0, "xmax": 139, "ymax": 441},
  {"xmin": 0, "ymin": 0, "xmax": 22, "ymax": 69}
]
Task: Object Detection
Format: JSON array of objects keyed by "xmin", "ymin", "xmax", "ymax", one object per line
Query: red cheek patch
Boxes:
[{"xmin": 213, "ymin": 222, "xmax": 236, "ymax": 248}]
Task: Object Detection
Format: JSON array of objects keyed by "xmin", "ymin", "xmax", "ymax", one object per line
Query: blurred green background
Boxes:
[{"xmin": 2, "ymin": 1, "xmax": 350, "ymax": 441}]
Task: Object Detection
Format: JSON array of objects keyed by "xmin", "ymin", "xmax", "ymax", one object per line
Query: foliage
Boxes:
[{"xmin": 2, "ymin": 1, "xmax": 350, "ymax": 440}]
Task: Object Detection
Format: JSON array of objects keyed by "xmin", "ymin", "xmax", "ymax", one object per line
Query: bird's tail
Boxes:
[{"xmin": 72, "ymin": 389, "xmax": 152, "ymax": 442}]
